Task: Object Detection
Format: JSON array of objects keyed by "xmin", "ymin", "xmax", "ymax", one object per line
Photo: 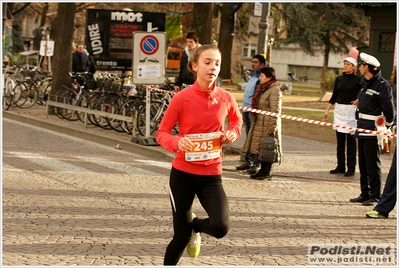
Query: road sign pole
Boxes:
[
  {"xmin": 145, "ymin": 22, "xmax": 153, "ymax": 137},
  {"xmin": 257, "ymin": 2, "xmax": 271, "ymax": 56}
]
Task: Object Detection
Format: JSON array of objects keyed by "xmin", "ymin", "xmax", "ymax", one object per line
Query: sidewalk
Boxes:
[
  {"xmin": 2, "ymin": 104, "xmax": 397, "ymax": 266},
  {"xmin": 2, "ymin": 104, "xmax": 394, "ymax": 182}
]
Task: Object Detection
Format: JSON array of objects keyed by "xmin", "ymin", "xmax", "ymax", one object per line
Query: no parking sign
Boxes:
[
  {"xmin": 140, "ymin": 35, "xmax": 159, "ymax": 55},
  {"xmin": 133, "ymin": 32, "xmax": 166, "ymax": 84}
]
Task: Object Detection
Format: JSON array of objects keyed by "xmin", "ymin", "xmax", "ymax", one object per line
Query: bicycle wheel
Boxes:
[
  {"xmin": 2, "ymin": 87, "xmax": 13, "ymax": 110},
  {"xmin": 76, "ymin": 92, "xmax": 93, "ymax": 123},
  {"xmin": 90, "ymin": 94, "xmax": 114, "ymax": 129},
  {"xmin": 56, "ymin": 88, "xmax": 79, "ymax": 121},
  {"xmin": 121, "ymin": 99, "xmax": 145, "ymax": 134},
  {"xmin": 137, "ymin": 101, "xmax": 163, "ymax": 136},
  {"xmin": 86, "ymin": 92, "xmax": 103, "ymax": 126},
  {"xmin": 53, "ymin": 86, "xmax": 69, "ymax": 119},
  {"xmin": 15, "ymin": 81, "xmax": 39, "ymax": 109},
  {"xmin": 37, "ymin": 78, "xmax": 52, "ymax": 105},
  {"xmin": 106, "ymin": 95, "xmax": 127, "ymax": 133}
]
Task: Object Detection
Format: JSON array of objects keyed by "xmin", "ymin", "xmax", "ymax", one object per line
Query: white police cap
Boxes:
[{"xmin": 359, "ymin": 52, "xmax": 380, "ymax": 68}]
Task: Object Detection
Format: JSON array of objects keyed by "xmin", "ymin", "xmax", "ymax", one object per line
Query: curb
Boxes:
[
  {"xmin": 3, "ymin": 111, "xmax": 176, "ymax": 162},
  {"xmin": 3, "ymin": 110, "xmax": 242, "ymax": 163}
]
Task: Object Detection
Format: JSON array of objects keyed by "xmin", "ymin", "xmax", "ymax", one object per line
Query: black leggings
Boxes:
[{"xmin": 163, "ymin": 167, "xmax": 230, "ymax": 265}]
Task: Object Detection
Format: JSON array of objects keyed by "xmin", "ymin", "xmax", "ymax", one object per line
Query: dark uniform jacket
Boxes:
[{"xmin": 356, "ymin": 70, "xmax": 396, "ymax": 138}]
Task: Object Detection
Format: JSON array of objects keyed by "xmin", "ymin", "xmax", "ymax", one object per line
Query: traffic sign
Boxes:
[
  {"xmin": 254, "ymin": 3, "xmax": 262, "ymax": 16},
  {"xmin": 132, "ymin": 32, "xmax": 166, "ymax": 84},
  {"xmin": 140, "ymin": 35, "xmax": 159, "ymax": 55}
]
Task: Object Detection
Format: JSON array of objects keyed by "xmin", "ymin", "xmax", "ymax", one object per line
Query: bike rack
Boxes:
[
  {"xmin": 130, "ymin": 86, "xmax": 159, "ymax": 146},
  {"xmin": 130, "ymin": 109, "xmax": 159, "ymax": 146},
  {"xmin": 46, "ymin": 98, "xmax": 159, "ymax": 146}
]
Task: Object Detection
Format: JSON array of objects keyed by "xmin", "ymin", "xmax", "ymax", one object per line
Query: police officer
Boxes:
[{"xmin": 349, "ymin": 53, "xmax": 396, "ymax": 206}]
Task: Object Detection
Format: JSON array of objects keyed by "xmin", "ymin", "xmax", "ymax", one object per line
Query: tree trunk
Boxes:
[
  {"xmin": 218, "ymin": 4, "xmax": 241, "ymax": 80},
  {"xmin": 50, "ymin": 3, "xmax": 75, "ymax": 99},
  {"xmin": 191, "ymin": 3, "xmax": 214, "ymax": 44},
  {"xmin": 40, "ymin": 3, "xmax": 49, "ymax": 26}
]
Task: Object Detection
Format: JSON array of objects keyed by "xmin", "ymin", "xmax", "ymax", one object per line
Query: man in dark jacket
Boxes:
[
  {"xmin": 349, "ymin": 52, "xmax": 396, "ymax": 206},
  {"xmin": 72, "ymin": 43, "xmax": 89, "ymax": 73},
  {"xmin": 174, "ymin": 32, "xmax": 200, "ymax": 92}
]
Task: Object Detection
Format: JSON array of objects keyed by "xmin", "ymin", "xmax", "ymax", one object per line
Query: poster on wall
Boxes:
[{"xmin": 85, "ymin": 9, "xmax": 166, "ymax": 71}]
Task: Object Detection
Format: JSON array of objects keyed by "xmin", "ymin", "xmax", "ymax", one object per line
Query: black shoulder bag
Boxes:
[{"xmin": 258, "ymin": 134, "xmax": 280, "ymax": 163}]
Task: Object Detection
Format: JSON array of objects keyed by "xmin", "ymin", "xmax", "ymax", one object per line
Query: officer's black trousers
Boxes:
[{"xmin": 358, "ymin": 138, "xmax": 382, "ymax": 199}]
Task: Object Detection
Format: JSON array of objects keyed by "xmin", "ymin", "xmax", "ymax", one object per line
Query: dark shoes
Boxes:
[
  {"xmin": 247, "ymin": 166, "xmax": 260, "ymax": 175},
  {"xmin": 330, "ymin": 168, "xmax": 355, "ymax": 176},
  {"xmin": 349, "ymin": 195, "xmax": 368, "ymax": 203},
  {"xmin": 330, "ymin": 168, "xmax": 345, "ymax": 174},
  {"xmin": 236, "ymin": 163, "xmax": 250, "ymax": 171},
  {"xmin": 362, "ymin": 198, "xmax": 379, "ymax": 206},
  {"xmin": 250, "ymin": 174, "xmax": 272, "ymax": 180},
  {"xmin": 350, "ymin": 195, "xmax": 379, "ymax": 206}
]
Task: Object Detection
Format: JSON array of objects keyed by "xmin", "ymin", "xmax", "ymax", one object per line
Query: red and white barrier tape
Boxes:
[
  {"xmin": 145, "ymin": 88, "xmax": 396, "ymax": 138},
  {"xmin": 148, "ymin": 86, "xmax": 176, "ymax": 95},
  {"xmin": 240, "ymin": 106, "xmax": 397, "ymax": 138}
]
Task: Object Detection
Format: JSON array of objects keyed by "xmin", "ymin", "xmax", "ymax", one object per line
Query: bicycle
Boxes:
[
  {"xmin": 11, "ymin": 67, "xmax": 40, "ymax": 109},
  {"xmin": 54, "ymin": 72, "xmax": 94, "ymax": 121},
  {"xmin": 2, "ymin": 66, "xmax": 17, "ymax": 110},
  {"xmin": 136, "ymin": 88, "xmax": 178, "ymax": 136},
  {"xmin": 2, "ymin": 65, "xmax": 40, "ymax": 109}
]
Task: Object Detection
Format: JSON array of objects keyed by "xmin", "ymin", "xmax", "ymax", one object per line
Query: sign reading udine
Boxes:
[{"xmin": 85, "ymin": 9, "xmax": 165, "ymax": 71}]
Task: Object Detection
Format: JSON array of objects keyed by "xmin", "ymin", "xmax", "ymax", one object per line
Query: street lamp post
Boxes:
[{"xmin": 257, "ymin": 2, "xmax": 271, "ymax": 57}]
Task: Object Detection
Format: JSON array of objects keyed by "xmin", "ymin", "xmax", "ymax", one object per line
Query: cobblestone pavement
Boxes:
[{"xmin": 2, "ymin": 106, "xmax": 397, "ymax": 266}]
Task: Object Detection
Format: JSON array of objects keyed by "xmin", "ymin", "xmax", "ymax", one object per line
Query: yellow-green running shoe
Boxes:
[
  {"xmin": 186, "ymin": 213, "xmax": 201, "ymax": 258},
  {"xmin": 366, "ymin": 210, "xmax": 387, "ymax": 218}
]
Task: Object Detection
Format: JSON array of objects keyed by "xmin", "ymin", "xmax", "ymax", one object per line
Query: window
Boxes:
[
  {"xmin": 378, "ymin": 31, "xmax": 395, "ymax": 52},
  {"xmin": 242, "ymin": 44, "xmax": 257, "ymax": 58}
]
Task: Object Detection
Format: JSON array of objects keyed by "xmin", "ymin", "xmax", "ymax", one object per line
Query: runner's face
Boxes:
[{"xmin": 192, "ymin": 49, "xmax": 221, "ymax": 85}]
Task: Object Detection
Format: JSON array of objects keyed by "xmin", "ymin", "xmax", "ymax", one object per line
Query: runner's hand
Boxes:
[{"xmin": 178, "ymin": 136, "xmax": 193, "ymax": 152}]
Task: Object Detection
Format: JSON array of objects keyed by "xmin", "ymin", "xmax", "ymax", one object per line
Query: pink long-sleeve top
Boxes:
[{"xmin": 156, "ymin": 81, "xmax": 242, "ymax": 175}]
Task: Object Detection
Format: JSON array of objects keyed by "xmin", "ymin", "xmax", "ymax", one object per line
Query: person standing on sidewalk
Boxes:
[
  {"xmin": 243, "ymin": 67, "xmax": 282, "ymax": 180},
  {"xmin": 324, "ymin": 49, "xmax": 361, "ymax": 177},
  {"xmin": 366, "ymin": 146, "xmax": 396, "ymax": 218},
  {"xmin": 72, "ymin": 43, "xmax": 89, "ymax": 73},
  {"xmin": 236, "ymin": 55, "xmax": 266, "ymax": 174},
  {"xmin": 174, "ymin": 31, "xmax": 201, "ymax": 92},
  {"xmin": 349, "ymin": 52, "xmax": 395, "ymax": 206},
  {"xmin": 156, "ymin": 44, "xmax": 242, "ymax": 265}
]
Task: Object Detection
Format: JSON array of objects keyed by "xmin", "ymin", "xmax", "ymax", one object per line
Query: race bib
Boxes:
[{"xmin": 185, "ymin": 132, "xmax": 221, "ymax": 161}]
